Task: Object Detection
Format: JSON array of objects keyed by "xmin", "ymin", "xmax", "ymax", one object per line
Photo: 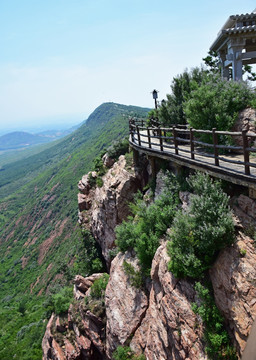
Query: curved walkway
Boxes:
[{"xmin": 129, "ymin": 125, "xmax": 256, "ymax": 191}]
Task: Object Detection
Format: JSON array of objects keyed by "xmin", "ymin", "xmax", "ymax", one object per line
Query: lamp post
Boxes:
[{"xmin": 152, "ymin": 89, "xmax": 158, "ymax": 110}]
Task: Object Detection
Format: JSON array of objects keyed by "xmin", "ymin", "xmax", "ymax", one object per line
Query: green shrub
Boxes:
[
  {"xmin": 107, "ymin": 137, "xmax": 129, "ymax": 160},
  {"xmin": 157, "ymin": 67, "xmax": 205, "ymax": 126},
  {"xmin": 96, "ymin": 177, "xmax": 104, "ymax": 187},
  {"xmin": 184, "ymin": 75, "xmax": 255, "ymax": 143},
  {"xmin": 123, "ymin": 260, "xmax": 143, "ymax": 288},
  {"xmin": 52, "ymin": 286, "xmax": 73, "ymax": 315},
  {"xmin": 88, "ymin": 172, "xmax": 97, "ymax": 187},
  {"xmin": 90, "ymin": 273, "xmax": 109, "ymax": 299},
  {"xmin": 115, "ymin": 219, "xmax": 137, "ymax": 252},
  {"xmin": 116, "ymin": 173, "xmax": 180, "ymax": 273},
  {"xmin": 192, "ymin": 282, "xmax": 237, "ymax": 359},
  {"xmin": 168, "ymin": 172, "xmax": 235, "ymax": 278},
  {"xmin": 113, "ymin": 346, "xmax": 145, "ymax": 360},
  {"xmin": 93, "ymin": 153, "xmax": 106, "ymax": 176}
]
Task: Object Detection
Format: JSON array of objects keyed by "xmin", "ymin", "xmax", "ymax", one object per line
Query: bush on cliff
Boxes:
[
  {"xmin": 167, "ymin": 172, "xmax": 235, "ymax": 278},
  {"xmin": 52, "ymin": 286, "xmax": 73, "ymax": 315},
  {"xmin": 90, "ymin": 273, "xmax": 109, "ymax": 299},
  {"xmin": 115, "ymin": 173, "xmax": 180, "ymax": 273},
  {"xmin": 113, "ymin": 346, "xmax": 145, "ymax": 360},
  {"xmin": 192, "ymin": 282, "xmax": 237, "ymax": 359}
]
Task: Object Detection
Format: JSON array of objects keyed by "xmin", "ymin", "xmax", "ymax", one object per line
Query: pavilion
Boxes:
[{"xmin": 210, "ymin": 10, "xmax": 256, "ymax": 80}]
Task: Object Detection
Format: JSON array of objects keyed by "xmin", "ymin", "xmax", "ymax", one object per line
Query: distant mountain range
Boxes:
[{"xmin": 0, "ymin": 122, "xmax": 83, "ymax": 150}]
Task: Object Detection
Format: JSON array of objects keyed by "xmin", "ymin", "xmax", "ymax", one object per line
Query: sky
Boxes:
[{"xmin": 0, "ymin": 0, "xmax": 255, "ymax": 134}]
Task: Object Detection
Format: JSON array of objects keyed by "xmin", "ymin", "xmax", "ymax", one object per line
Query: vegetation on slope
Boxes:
[
  {"xmin": 167, "ymin": 172, "xmax": 235, "ymax": 278},
  {"xmin": 116, "ymin": 170, "xmax": 236, "ymax": 358},
  {"xmin": 115, "ymin": 174, "xmax": 180, "ymax": 274},
  {"xmin": 0, "ymin": 102, "xmax": 150, "ymax": 359}
]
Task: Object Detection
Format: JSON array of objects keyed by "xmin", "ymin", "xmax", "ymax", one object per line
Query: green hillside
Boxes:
[{"xmin": 0, "ymin": 102, "xmax": 150, "ymax": 360}]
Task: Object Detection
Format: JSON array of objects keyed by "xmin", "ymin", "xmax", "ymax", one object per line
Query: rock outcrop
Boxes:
[
  {"xmin": 105, "ymin": 251, "xmax": 148, "ymax": 357},
  {"xmin": 78, "ymin": 155, "xmax": 141, "ymax": 265},
  {"xmin": 130, "ymin": 244, "xmax": 207, "ymax": 360},
  {"xmin": 231, "ymin": 194, "xmax": 256, "ymax": 230},
  {"xmin": 42, "ymin": 274, "xmax": 107, "ymax": 360},
  {"xmin": 210, "ymin": 232, "xmax": 256, "ymax": 356}
]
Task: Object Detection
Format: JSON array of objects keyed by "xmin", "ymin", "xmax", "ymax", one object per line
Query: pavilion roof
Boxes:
[{"xmin": 210, "ymin": 12, "xmax": 256, "ymax": 52}]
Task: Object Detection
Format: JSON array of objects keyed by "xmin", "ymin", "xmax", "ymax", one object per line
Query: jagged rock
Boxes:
[
  {"xmin": 42, "ymin": 274, "xmax": 108, "ymax": 360},
  {"xmin": 232, "ymin": 194, "xmax": 256, "ymax": 230},
  {"xmin": 42, "ymin": 314, "xmax": 65, "ymax": 360},
  {"xmin": 78, "ymin": 172, "xmax": 97, "ymax": 195},
  {"xmin": 102, "ymin": 153, "xmax": 115, "ymax": 168},
  {"xmin": 74, "ymin": 274, "xmax": 103, "ymax": 294},
  {"xmin": 89, "ymin": 155, "xmax": 141, "ymax": 265},
  {"xmin": 105, "ymin": 251, "xmax": 148, "ymax": 357},
  {"xmin": 78, "ymin": 193, "xmax": 92, "ymax": 211},
  {"xmin": 56, "ymin": 316, "xmax": 66, "ymax": 333},
  {"xmin": 210, "ymin": 232, "xmax": 256, "ymax": 357},
  {"xmin": 130, "ymin": 244, "xmax": 207, "ymax": 360}
]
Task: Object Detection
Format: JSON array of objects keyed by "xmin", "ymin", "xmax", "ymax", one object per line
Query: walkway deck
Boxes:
[{"xmin": 129, "ymin": 126, "xmax": 256, "ymax": 191}]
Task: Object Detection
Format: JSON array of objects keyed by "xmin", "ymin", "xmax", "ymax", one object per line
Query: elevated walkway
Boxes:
[{"xmin": 129, "ymin": 120, "xmax": 256, "ymax": 193}]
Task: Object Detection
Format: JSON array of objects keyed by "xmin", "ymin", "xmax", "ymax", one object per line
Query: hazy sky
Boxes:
[{"xmin": 0, "ymin": 0, "xmax": 255, "ymax": 133}]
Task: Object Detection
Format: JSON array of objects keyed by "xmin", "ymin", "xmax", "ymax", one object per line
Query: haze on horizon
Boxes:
[{"xmin": 0, "ymin": 0, "xmax": 255, "ymax": 135}]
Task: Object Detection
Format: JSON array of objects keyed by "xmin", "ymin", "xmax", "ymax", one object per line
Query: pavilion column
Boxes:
[
  {"xmin": 219, "ymin": 50, "xmax": 230, "ymax": 79},
  {"xmin": 228, "ymin": 39, "xmax": 245, "ymax": 81},
  {"xmin": 232, "ymin": 49, "xmax": 243, "ymax": 80}
]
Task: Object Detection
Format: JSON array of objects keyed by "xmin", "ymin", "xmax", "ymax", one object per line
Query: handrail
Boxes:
[{"xmin": 129, "ymin": 118, "xmax": 256, "ymax": 177}]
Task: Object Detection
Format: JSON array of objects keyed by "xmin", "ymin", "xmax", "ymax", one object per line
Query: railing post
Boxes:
[
  {"xmin": 147, "ymin": 128, "xmax": 151, "ymax": 149},
  {"xmin": 212, "ymin": 128, "xmax": 219, "ymax": 167},
  {"xmin": 190, "ymin": 127, "xmax": 195, "ymax": 160},
  {"xmin": 173, "ymin": 127, "xmax": 178, "ymax": 155},
  {"xmin": 158, "ymin": 128, "xmax": 163, "ymax": 151},
  {"xmin": 242, "ymin": 130, "xmax": 250, "ymax": 175},
  {"xmin": 164, "ymin": 130, "xmax": 166, "ymax": 140},
  {"xmin": 136, "ymin": 126, "xmax": 141, "ymax": 147}
]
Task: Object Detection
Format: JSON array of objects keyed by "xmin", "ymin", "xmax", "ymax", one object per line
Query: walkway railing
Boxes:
[{"xmin": 129, "ymin": 118, "xmax": 256, "ymax": 177}]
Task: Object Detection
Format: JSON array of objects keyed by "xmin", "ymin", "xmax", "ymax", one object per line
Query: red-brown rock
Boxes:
[
  {"xmin": 105, "ymin": 251, "xmax": 148, "ymax": 357},
  {"xmin": 130, "ymin": 244, "xmax": 207, "ymax": 360},
  {"xmin": 210, "ymin": 232, "xmax": 256, "ymax": 357}
]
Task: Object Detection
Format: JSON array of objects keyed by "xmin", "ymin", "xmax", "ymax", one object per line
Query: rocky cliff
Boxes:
[
  {"xmin": 43, "ymin": 155, "xmax": 256, "ymax": 359},
  {"xmin": 78, "ymin": 155, "xmax": 144, "ymax": 266}
]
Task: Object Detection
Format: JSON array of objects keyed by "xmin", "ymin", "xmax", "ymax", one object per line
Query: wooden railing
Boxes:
[{"xmin": 129, "ymin": 118, "xmax": 256, "ymax": 176}]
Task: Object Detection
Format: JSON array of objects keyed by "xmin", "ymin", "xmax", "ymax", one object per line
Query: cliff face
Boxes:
[
  {"xmin": 78, "ymin": 155, "xmax": 142, "ymax": 266},
  {"xmin": 43, "ymin": 156, "xmax": 256, "ymax": 359}
]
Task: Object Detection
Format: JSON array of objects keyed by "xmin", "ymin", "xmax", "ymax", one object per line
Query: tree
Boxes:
[{"xmin": 157, "ymin": 67, "xmax": 206, "ymax": 126}]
